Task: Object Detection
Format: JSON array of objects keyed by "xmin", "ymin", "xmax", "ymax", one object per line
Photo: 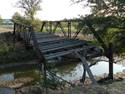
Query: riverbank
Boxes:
[
  {"xmin": 15, "ymin": 77, "xmax": 125, "ymax": 94},
  {"xmin": 0, "ymin": 71, "xmax": 125, "ymax": 94}
]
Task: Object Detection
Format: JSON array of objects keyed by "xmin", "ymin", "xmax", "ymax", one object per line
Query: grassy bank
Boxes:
[{"xmin": 0, "ymin": 32, "xmax": 36, "ymax": 64}]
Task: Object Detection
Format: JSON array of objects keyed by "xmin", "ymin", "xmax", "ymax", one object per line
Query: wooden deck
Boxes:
[{"xmin": 30, "ymin": 32, "xmax": 101, "ymax": 60}]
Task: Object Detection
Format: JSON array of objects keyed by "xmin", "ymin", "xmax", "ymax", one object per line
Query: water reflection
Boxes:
[
  {"xmin": 0, "ymin": 70, "xmax": 40, "ymax": 94},
  {"xmin": 91, "ymin": 61, "xmax": 125, "ymax": 75},
  {"xmin": 57, "ymin": 61, "xmax": 125, "ymax": 81},
  {"xmin": 0, "ymin": 70, "xmax": 40, "ymax": 82},
  {"xmin": 0, "ymin": 73, "xmax": 14, "ymax": 81},
  {"xmin": 0, "ymin": 88, "xmax": 15, "ymax": 94}
]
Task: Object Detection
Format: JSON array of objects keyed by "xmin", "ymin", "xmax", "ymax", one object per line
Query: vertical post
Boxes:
[
  {"xmin": 108, "ymin": 42, "xmax": 114, "ymax": 79},
  {"xmin": 13, "ymin": 23, "xmax": 16, "ymax": 47},
  {"xmin": 13, "ymin": 23, "xmax": 16, "ymax": 38},
  {"xmin": 59, "ymin": 21, "xmax": 66, "ymax": 37},
  {"xmin": 13, "ymin": 23, "xmax": 16, "ymax": 35},
  {"xmin": 73, "ymin": 20, "xmax": 82, "ymax": 39},
  {"xmin": 49, "ymin": 21, "xmax": 52, "ymax": 33},
  {"xmin": 17, "ymin": 25, "xmax": 21, "ymax": 41},
  {"xmin": 53, "ymin": 22, "xmax": 58, "ymax": 33},
  {"xmin": 40, "ymin": 22, "xmax": 45, "ymax": 32},
  {"xmin": 68, "ymin": 21, "xmax": 71, "ymax": 38},
  {"xmin": 45, "ymin": 22, "xmax": 49, "ymax": 33}
]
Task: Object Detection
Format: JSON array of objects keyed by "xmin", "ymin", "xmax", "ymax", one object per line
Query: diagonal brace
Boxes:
[{"xmin": 75, "ymin": 51, "xmax": 97, "ymax": 85}]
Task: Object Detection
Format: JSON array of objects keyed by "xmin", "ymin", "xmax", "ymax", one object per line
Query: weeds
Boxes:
[{"xmin": 0, "ymin": 32, "xmax": 36, "ymax": 64}]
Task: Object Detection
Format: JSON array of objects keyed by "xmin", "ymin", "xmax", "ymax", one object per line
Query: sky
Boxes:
[{"xmin": 0, "ymin": 0, "xmax": 91, "ymax": 21}]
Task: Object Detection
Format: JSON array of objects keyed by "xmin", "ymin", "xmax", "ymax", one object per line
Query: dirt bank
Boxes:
[{"xmin": 16, "ymin": 79, "xmax": 125, "ymax": 94}]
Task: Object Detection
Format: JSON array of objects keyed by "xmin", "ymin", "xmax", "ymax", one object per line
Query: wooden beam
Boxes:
[
  {"xmin": 75, "ymin": 51, "xmax": 97, "ymax": 85},
  {"xmin": 40, "ymin": 40, "xmax": 85, "ymax": 50},
  {"xmin": 44, "ymin": 48, "xmax": 84, "ymax": 59},
  {"xmin": 40, "ymin": 42, "xmax": 85, "ymax": 53}
]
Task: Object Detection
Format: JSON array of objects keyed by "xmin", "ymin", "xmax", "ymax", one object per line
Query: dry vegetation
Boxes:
[
  {"xmin": 0, "ymin": 26, "xmax": 13, "ymax": 33},
  {"xmin": 16, "ymin": 79, "xmax": 125, "ymax": 94}
]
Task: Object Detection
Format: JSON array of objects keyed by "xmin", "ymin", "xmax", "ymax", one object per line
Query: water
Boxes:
[
  {"xmin": 0, "ymin": 70, "xmax": 40, "ymax": 94},
  {"xmin": 91, "ymin": 61, "xmax": 125, "ymax": 75},
  {"xmin": 57, "ymin": 61, "xmax": 125, "ymax": 81},
  {"xmin": 0, "ymin": 88, "xmax": 15, "ymax": 94},
  {"xmin": 0, "ymin": 61, "xmax": 125, "ymax": 93},
  {"xmin": 0, "ymin": 73, "xmax": 14, "ymax": 81}
]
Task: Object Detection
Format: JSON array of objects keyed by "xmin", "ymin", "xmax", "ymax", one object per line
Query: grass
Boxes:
[
  {"xmin": 0, "ymin": 32, "xmax": 37, "ymax": 64},
  {"xmin": 0, "ymin": 48, "xmax": 36, "ymax": 64}
]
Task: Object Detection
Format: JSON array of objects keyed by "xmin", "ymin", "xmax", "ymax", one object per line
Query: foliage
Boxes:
[
  {"xmin": 14, "ymin": 0, "xmax": 42, "ymax": 31},
  {"xmin": 0, "ymin": 48, "xmax": 36, "ymax": 64},
  {"xmin": 29, "ymin": 18, "xmax": 42, "ymax": 31},
  {"xmin": 0, "ymin": 32, "xmax": 36, "ymax": 64},
  {"xmin": 12, "ymin": 12, "xmax": 42, "ymax": 31},
  {"xmin": 91, "ymin": 0, "xmax": 125, "ymax": 17},
  {"xmin": 17, "ymin": 0, "xmax": 42, "ymax": 20},
  {"xmin": 72, "ymin": 0, "xmax": 125, "ymax": 54},
  {"xmin": 72, "ymin": 0, "xmax": 125, "ymax": 17},
  {"xmin": 12, "ymin": 12, "xmax": 25, "ymax": 23},
  {"xmin": 79, "ymin": 16, "xmax": 125, "ymax": 55}
]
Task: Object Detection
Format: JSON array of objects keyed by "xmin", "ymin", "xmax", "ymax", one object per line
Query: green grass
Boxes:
[
  {"xmin": 0, "ymin": 48, "xmax": 36, "ymax": 64},
  {"xmin": 0, "ymin": 32, "xmax": 37, "ymax": 64}
]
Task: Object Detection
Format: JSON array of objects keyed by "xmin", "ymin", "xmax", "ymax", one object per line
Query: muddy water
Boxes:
[{"xmin": 0, "ymin": 60, "xmax": 125, "ymax": 94}]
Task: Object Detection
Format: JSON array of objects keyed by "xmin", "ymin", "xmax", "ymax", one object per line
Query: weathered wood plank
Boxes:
[
  {"xmin": 37, "ymin": 37, "xmax": 65, "ymax": 43},
  {"xmin": 38, "ymin": 38, "xmax": 86, "ymax": 46},
  {"xmin": 34, "ymin": 32, "xmax": 51, "ymax": 35},
  {"xmin": 39, "ymin": 39, "xmax": 78, "ymax": 46},
  {"xmin": 36, "ymin": 35, "xmax": 60, "ymax": 40},
  {"xmin": 41, "ymin": 39, "xmax": 86, "ymax": 47},
  {"xmin": 75, "ymin": 51, "xmax": 97, "ymax": 85},
  {"xmin": 44, "ymin": 48, "xmax": 84, "ymax": 60},
  {"xmin": 35, "ymin": 34, "xmax": 59, "ymax": 39},
  {"xmin": 40, "ymin": 41, "xmax": 85, "ymax": 53}
]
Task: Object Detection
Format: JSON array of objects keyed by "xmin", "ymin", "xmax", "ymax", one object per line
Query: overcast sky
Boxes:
[{"xmin": 0, "ymin": 0, "xmax": 91, "ymax": 20}]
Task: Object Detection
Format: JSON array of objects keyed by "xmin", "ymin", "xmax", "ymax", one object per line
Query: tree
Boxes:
[
  {"xmin": 72, "ymin": 0, "xmax": 125, "ymax": 80},
  {"xmin": 90, "ymin": 0, "xmax": 125, "ymax": 17},
  {"xmin": 17, "ymin": 0, "xmax": 41, "ymax": 20},
  {"xmin": 72, "ymin": 0, "xmax": 125, "ymax": 17},
  {"xmin": 12, "ymin": 12, "xmax": 42, "ymax": 31}
]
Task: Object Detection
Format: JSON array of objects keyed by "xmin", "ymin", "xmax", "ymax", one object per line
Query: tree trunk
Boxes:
[{"xmin": 108, "ymin": 43, "xmax": 114, "ymax": 80}]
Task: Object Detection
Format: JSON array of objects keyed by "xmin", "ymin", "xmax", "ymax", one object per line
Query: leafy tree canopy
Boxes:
[
  {"xmin": 12, "ymin": 12, "xmax": 42, "ymax": 31},
  {"xmin": 17, "ymin": 0, "xmax": 42, "ymax": 20},
  {"xmin": 72, "ymin": 0, "xmax": 125, "ymax": 17},
  {"xmin": 78, "ymin": 16, "xmax": 125, "ymax": 54},
  {"xmin": 12, "ymin": 12, "xmax": 24, "ymax": 23}
]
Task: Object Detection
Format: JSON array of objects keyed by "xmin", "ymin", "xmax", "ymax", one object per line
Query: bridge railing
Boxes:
[
  {"xmin": 13, "ymin": 20, "xmax": 91, "ymax": 47},
  {"xmin": 13, "ymin": 22, "xmax": 33, "ymax": 48},
  {"xmin": 13, "ymin": 22, "xmax": 46, "ymax": 62},
  {"xmin": 40, "ymin": 20, "xmax": 84, "ymax": 39}
]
